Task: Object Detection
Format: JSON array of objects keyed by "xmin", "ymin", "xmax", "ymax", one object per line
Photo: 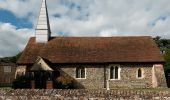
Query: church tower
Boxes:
[{"xmin": 35, "ymin": 0, "xmax": 51, "ymax": 43}]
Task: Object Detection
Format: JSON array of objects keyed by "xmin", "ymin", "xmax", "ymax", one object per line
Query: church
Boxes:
[{"xmin": 16, "ymin": 0, "xmax": 167, "ymax": 89}]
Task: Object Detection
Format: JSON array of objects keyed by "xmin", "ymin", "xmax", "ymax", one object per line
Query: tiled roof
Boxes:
[{"xmin": 17, "ymin": 36, "xmax": 164, "ymax": 64}]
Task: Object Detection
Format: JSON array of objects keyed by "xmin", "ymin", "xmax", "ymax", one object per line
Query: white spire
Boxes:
[{"xmin": 35, "ymin": 0, "xmax": 51, "ymax": 43}]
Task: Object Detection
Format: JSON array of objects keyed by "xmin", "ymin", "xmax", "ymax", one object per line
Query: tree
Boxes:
[
  {"xmin": 0, "ymin": 52, "xmax": 22, "ymax": 63},
  {"xmin": 164, "ymin": 49, "xmax": 170, "ymax": 70},
  {"xmin": 154, "ymin": 36, "xmax": 162, "ymax": 48}
]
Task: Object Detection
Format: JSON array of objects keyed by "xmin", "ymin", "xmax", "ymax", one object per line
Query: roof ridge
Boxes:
[{"xmin": 29, "ymin": 36, "xmax": 152, "ymax": 38}]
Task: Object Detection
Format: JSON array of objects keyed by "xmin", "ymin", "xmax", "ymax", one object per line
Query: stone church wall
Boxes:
[
  {"xmin": 15, "ymin": 63, "xmax": 166, "ymax": 89},
  {"xmin": 108, "ymin": 64, "xmax": 153, "ymax": 88},
  {"xmin": 59, "ymin": 64, "xmax": 106, "ymax": 89},
  {"xmin": 57, "ymin": 63, "xmax": 162, "ymax": 89},
  {"xmin": 154, "ymin": 64, "xmax": 167, "ymax": 87}
]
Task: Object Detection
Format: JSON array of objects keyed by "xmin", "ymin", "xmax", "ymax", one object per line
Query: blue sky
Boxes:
[
  {"xmin": 0, "ymin": 9, "xmax": 32, "ymax": 29},
  {"xmin": 0, "ymin": 0, "xmax": 170, "ymax": 57}
]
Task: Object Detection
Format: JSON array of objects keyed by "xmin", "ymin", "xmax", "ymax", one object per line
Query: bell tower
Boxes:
[{"xmin": 35, "ymin": 0, "xmax": 51, "ymax": 43}]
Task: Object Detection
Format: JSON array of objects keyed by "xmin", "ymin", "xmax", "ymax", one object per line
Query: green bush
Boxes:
[
  {"xmin": 164, "ymin": 49, "xmax": 170, "ymax": 71},
  {"xmin": 54, "ymin": 76, "xmax": 74, "ymax": 89},
  {"xmin": 12, "ymin": 76, "xmax": 31, "ymax": 89}
]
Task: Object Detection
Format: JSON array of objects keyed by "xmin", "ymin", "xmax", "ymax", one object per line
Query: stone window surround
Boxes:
[
  {"xmin": 75, "ymin": 67, "xmax": 86, "ymax": 79},
  {"xmin": 136, "ymin": 68, "xmax": 144, "ymax": 79},
  {"xmin": 109, "ymin": 64, "xmax": 121, "ymax": 80}
]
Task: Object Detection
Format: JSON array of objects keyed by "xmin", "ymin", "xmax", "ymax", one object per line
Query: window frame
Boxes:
[
  {"xmin": 75, "ymin": 67, "xmax": 86, "ymax": 79},
  {"xmin": 4, "ymin": 66, "xmax": 12, "ymax": 73},
  {"xmin": 109, "ymin": 65, "xmax": 121, "ymax": 80},
  {"xmin": 136, "ymin": 68, "xmax": 144, "ymax": 79}
]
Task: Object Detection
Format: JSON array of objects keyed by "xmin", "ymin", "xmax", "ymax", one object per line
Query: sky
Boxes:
[{"xmin": 0, "ymin": 0, "xmax": 170, "ymax": 57}]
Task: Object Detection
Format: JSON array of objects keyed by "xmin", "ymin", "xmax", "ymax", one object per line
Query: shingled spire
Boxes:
[{"xmin": 35, "ymin": 0, "xmax": 51, "ymax": 43}]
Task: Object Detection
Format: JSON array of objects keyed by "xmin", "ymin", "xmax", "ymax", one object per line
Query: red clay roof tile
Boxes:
[{"xmin": 17, "ymin": 36, "xmax": 164, "ymax": 64}]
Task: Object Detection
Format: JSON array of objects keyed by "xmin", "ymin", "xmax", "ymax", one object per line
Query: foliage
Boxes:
[
  {"xmin": 154, "ymin": 36, "xmax": 170, "ymax": 71},
  {"xmin": 55, "ymin": 76, "xmax": 74, "ymax": 89},
  {"xmin": 164, "ymin": 49, "xmax": 170, "ymax": 70},
  {"xmin": 154, "ymin": 36, "xmax": 170, "ymax": 50},
  {"xmin": 154, "ymin": 36, "xmax": 170, "ymax": 70},
  {"xmin": 12, "ymin": 75, "xmax": 31, "ymax": 89},
  {"xmin": 0, "ymin": 52, "xmax": 22, "ymax": 63}
]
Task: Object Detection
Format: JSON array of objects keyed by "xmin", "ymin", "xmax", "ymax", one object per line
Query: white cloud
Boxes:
[
  {"xmin": 48, "ymin": 0, "xmax": 170, "ymax": 38},
  {"xmin": 0, "ymin": 23, "xmax": 34, "ymax": 57},
  {"xmin": 0, "ymin": 0, "xmax": 40, "ymax": 17},
  {"xmin": 100, "ymin": 29, "xmax": 118, "ymax": 37},
  {"xmin": 0, "ymin": 0, "xmax": 41, "ymax": 27},
  {"xmin": 1, "ymin": 0, "xmax": 170, "ymax": 38},
  {"xmin": 0, "ymin": 0, "xmax": 170, "ymax": 57}
]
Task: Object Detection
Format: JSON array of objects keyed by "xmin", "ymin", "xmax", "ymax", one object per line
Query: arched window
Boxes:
[
  {"xmin": 110, "ymin": 66, "xmax": 120, "ymax": 79},
  {"xmin": 76, "ymin": 67, "xmax": 85, "ymax": 79},
  {"xmin": 137, "ymin": 68, "xmax": 143, "ymax": 78}
]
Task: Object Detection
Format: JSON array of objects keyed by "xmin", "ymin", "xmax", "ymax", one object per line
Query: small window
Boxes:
[
  {"xmin": 110, "ymin": 66, "xmax": 120, "ymax": 79},
  {"xmin": 137, "ymin": 68, "xmax": 143, "ymax": 78},
  {"xmin": 4, "ymin": 66, "xmax": 11, "ymax": 73},
  {"xmin": 76, "ymin": 67, "xmax": 86, "ymax": 79}
]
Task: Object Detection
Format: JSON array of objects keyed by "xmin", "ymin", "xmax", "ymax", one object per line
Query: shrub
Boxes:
[
  {"xmin": 54, "ymin": 76, "xmax": 74, "ymax": 89},
  {"xmin": 12, "ymin": 76, "xmax": 31, "ymax": 89}
]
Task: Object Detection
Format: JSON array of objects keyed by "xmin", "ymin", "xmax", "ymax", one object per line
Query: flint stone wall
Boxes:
[
  {"xmin": 58, "ymin": 64, "xmax": 164, "ymax": 89},
  {"xmin": 0, "ymin": 89, "xmax": 170, "ymax": 100},
  {"xmin": 154, "ymin": 64, "xmax": 167, "ymax": 87}
]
